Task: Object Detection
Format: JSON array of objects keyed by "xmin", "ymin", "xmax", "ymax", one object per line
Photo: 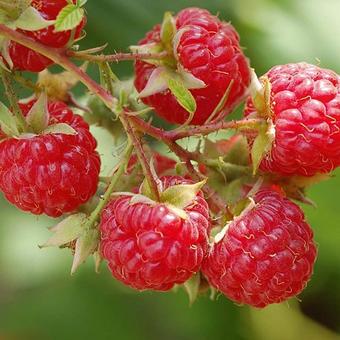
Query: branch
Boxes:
[
  {"xmin": 165, "ymin": 118, "xmax": 264, "ymax": 140},
  {"xmin": 88, "ymin": 142, "xmax": 133, "ymax": 226},
  {"xmin": 120, "ymin": 113, "xmax": 161, "ymax": 201},
  {"xmin": 67, "ymin": 50, "xmax": 168, "ymax": 63},
  {"xmin": 0, "ymin": 24, "xmax": 116, "ymax": 109}
]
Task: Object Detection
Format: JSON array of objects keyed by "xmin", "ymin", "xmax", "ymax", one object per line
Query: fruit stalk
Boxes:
[
  {"xmin": 120, "ymin": 113, "xmax": 161, "ymax": 201},
  {"xmin": 87, "ymin": 142, "xmax": 133, "ymax": 227}
]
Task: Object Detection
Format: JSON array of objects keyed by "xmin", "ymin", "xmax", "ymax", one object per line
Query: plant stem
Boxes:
[
  {"xmin": 88, "ymin": 142, "xmax": 133, "ymax": 227},
  {"xmin": 165, "ymin": 118, "xmax": 264, "ymax": 140},
  {"xmin": 120, "ymin": 113, "xmax": 161, "ymax": 201},
  {"xmin": 0, "ymin": 68, "xmax": 28, "ymax": 132},
  {"xmin": 67, "ymin": 50, "xmax": 168, "ymax": 63}
]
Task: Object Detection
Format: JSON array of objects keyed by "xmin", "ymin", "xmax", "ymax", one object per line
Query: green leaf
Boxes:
[
  {"xmin": 25, "ymin": 93, "xmax": 49, "ymax": 133},
  {"xmin": 40, "ymin": 213, "xmax": 87, "ymax": 248},
  {"xmin": 183, "ymin": 272, "xmax": 200, "ymax": 306},
  {"xmin": 43, "ymin": 123, "xmax": 77, "ymax": 135},
  {"xmin": 0, "ymin": 101, "xmax": 19, "ymax": 136},
  {"xmin": 54, "ymin": 4, "xmax": 84, "ymax": 32},
  {"xmin": 71, "ymin": 228, "xmax": 99, "ymax": 275},
  {"xmin": 251, "ymin": 123, "xmax": 275, "ymax": 174},
  {"xmin": 160, "ymin": 179, "xmax": 206, "ymax": 209},
  {"xmin": 14, "ymin": 6, "xmax": 55, "ymax": 31},
  {"xmin": 168, "ymin": 78, "xmax": 196, "ymax": 115}
]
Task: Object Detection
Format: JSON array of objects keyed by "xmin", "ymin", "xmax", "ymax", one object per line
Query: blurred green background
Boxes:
[{"xmin": 1, "ymin": 0, "xmax": 340, "ymax": 339}]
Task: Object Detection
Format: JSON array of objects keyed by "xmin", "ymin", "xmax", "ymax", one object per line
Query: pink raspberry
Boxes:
[
  {"xmin": 202, "ymin": 189, "xmax": 317, "ymax": 308},
  {"xmin": 100, "ymin": 176, "xmax": 210, "ymax": 291},
  {"xmin": 245, "ymin": 62, "xmax": 340, "ymax": 176},
  {"xmin": 134, "ymin": 7, "xmax": 250, "ymax": 125}
]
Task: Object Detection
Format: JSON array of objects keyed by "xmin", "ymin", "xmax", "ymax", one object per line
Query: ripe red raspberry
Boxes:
[
  {"xmin": 202, "ymin": 189, "xmax": 317, "ymax": 308},
  {"xmin": 8, "ymin": 0, "xmax": 86, "ymax": 72},
  {"xmin": 100, "ymin": 176, "xmax": 210, "ymax": 291},
  {"xmin": 134, "ymin": 7, "xmax": 250, "ymax": 125},
  {"xmin": 245, "ymin": 62, "xmax": 340, "ymax": 176},
  {"xmin": 0, "ymin": 99, "xmax": 100, "ymax": 217}
]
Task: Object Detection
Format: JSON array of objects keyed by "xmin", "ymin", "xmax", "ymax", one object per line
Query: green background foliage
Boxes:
[{"xmin": 0, "ymin": 0, "xmax": 340, "ymax": 339}]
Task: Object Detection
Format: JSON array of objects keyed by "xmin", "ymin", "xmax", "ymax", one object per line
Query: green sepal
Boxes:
[
  {"xmin": 71, "ymin": 228, "xmax": 99, "ymax": 275},
  {"xmin": 183, "ymin": 272, "xmax": 200, "ymax": 306},
  {"xmin": 25, "ymin": 92, "xmax": 49, "ymax": 133},
  {"xmin": 160, "ymin": 12, "xmax": 176, "ymax": 51},
  {"xmin": 138, "ymin": 66, "xmax": 205, "ymax": 112},
  {"xmin": 250, "ymin": 69, "xmax": 273, "ymax": 118},
  {"xmin": 0, "ymin": 101, "xmax": 20, "ymax": 136},
  {"xmin": 43, "ymin": 123, "xmax": 77, "ymax": 135},
  {"xmin": 39, "ymin": 213, "xmax": 88, "ymax": 248},
  {"xmin": 251, "ymin": 120, "xmax": 275, "ymax": 174},
  {"xmin": 160, "ymin": 179, "xmax": 206, "ymax": 209},
  {"xmin": 168, "ymin": 77, "xmax": 196, "ymax": 118},
  {"xmin": 14, "ymin": 6, "xmax": 55, "ymax": 31}
]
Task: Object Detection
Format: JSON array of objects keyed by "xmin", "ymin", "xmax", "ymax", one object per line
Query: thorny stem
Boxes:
[
  {"xmin": 0, "ymin": 68, "xmax": 28, "ymax": 132},
  {"xmin": 88, "ymin": 142, "xmax": 133, "ymax": 227},
  {"xmin": 129, "ymin": 115, "xmax": 264, "ymax": 141},
  {"xmin": 120, "ymin": 113, "xmax": 161, "ymax": 201},
  {"xmin": 67, "ymin": 50, "xmax": 169, "ymax": 63},
  {"xmin": 0, "ymin": 24, "xmax": 117, "ymax": 109}
]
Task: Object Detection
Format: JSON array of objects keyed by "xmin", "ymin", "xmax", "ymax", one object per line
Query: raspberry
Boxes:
[
  {"xmin": 202, "ymin": 189, "xmax": 317, "ymax": 308},
  {"xmin": 245, "ymin": 62, "xmax": 340, "ymax": 176},
  {"xmin": 8, "ymin": 0, "xmax": 86, "ymax": 72},
  {"xmin": 100, "ymin": 176, "xmax": 210, "ymax": 291},
  {"xmin": 0, "ymin": 99, "xmax": 100, "ymax": 217},
  {"xmin": 134, "ymin": 7, "xmax": 250, "ymax": 125}
]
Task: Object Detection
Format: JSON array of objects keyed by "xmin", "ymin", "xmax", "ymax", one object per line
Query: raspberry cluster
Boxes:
[{"xmin": 0, "ymin": 4, "xmax": 337, "ymax": 310}]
